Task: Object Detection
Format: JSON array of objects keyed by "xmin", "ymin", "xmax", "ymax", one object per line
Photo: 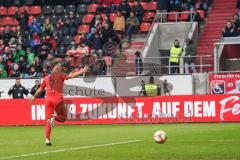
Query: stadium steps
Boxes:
[
  {"xmin": 195, "ymin": 0, "xmax": 237, "ymax": 73},
  {"xmin": 111, "ymin": 34, "xmax": 147, "ymax": 76}
]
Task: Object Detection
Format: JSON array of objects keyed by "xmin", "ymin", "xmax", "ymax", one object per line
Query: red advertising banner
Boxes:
[
  {"xmin": 208, "ymin": 73, "xmax": 240, "ymax": 94},
  {"xmin": 0, "ymin": 95, "xmax": 240, "ymax": 126}
]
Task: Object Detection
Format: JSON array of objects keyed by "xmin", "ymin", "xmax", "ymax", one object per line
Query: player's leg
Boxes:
[
  {"xmin": 54, "ymin": 100, "xmax": 67, "ymax": 122},
  {"xmin": 45, "ymin": 100, "xmax": 55, "ymax": 146}
]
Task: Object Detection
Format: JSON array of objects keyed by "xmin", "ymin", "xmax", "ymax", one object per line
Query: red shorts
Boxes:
[{"xmin": 45, "ymin": 96, "xmax": 64, "ymax": 120}]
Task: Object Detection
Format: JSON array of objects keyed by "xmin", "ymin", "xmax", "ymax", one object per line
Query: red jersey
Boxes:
[{"xmin": 40, "ymin": 72, "xmax": 68, "ymax": 98}]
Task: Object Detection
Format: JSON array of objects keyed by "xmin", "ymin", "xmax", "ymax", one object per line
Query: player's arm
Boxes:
[
  {"xmin": 30, "ymin": 79, "xmax": 46, "ymax": 103},
  {"xmin": 67, "ymin": 66, "xmax": 88, "ymax": 79}
]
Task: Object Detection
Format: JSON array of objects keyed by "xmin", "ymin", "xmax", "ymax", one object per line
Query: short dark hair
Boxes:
[{"xmin": 50, "ymin": 60, "xmax": 60, "ymax": 69}]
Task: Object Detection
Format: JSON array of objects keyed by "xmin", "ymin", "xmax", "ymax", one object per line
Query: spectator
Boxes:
[
  {"xmin": 232, "ymin": 13, "xmax": 240, "ymax": 31},
  {"xmin": 237, "ymin": 0, "xmax": 240, "ymax": 16},
  {"xmin": 135, "ymin": 51, "xmax": 143, "ymax": 75},
  {"xmin": 13, "ymin": 45, "xmax": 26, "ymax": 63},
  {"xmin": 98, "ymin": 0, "xmax": 112, "ymax": 14},
  {"xmin": 2, "ymin": 25, "xmax": 14, "ymax": 43},
  {"xmin": 170, "ymin": 0, "xmax": 181, "ymax": 11},
  {"xmin": 126, "ymin": 12, "xmax": 139, "ymax": 42},
  {"xmin": 15, "ymin": 9, "xmax": 29, "ymax": 31},
  {"xmin": 30, "ymin": 80, "xmax": 45, "ymax": 98},
  {"xmin": 43, "ymin": 53, "xmax": 54, "ymax": 73},
  {"xmin": 86, "ymin": 28, "xmax": 98, "ymax": 41},
  {"xmin": 16, "ymin": 25, "xmax": 23, "ymax": 38},
  {"xmin": 222, "ymin": 21, "xmax": 238, "ymax": 37},
  {"xmin": 32, "ymin": 57, "xmax": 43, "ymax": 74},
  {"xmin": 111, "ymin": 0, "xmax": 122, "ymax": 12},
  {"xmin": 18, "ymin": 56, "xmax": 28, "ymax": 75},
  {"xmin": 157, "ymin": 0, "xmax": 169, "ymax": 22},
  {"xmin": 0, "ymin": 67, "xmax": 7, "ymax": 78},
  {"xmin": 29, "ymin": 18, "xmax": 41, "ymax": 35},
  {"xmin": 101, "ymin": 23, "xmax": 118, "ymax": 44},
  {"xmin": 8, "ymin": 78, "xmax": 28, "ymax": 99},
  {"xmin": 55, "ymin": 18, "xmax": 65, "ymax": 37},
  {"xmin": 42, "ymin": 18, "xmax": 54, "ymax": 36},
  {"xmin": 9, "ymin": 64, "xmax": 20, "ymax": 78},
  {"xmin": 132, "ymin": 1, "xmax": 144, "ymax": 23},
  {"xmin": 113, "ymin": 11, "xmax": 125, "ymax": 36},
  {"xmin": 42, "ymin": 35, "xmax": 57, "ymax": 54},
  {"xmin": 25, "ymin": 66, "xmax": 38, "ymax": 78},
  {"xmin": 118, "ymin": 0, "xmax": 132, "ymax": 19},
  {"xmin": 91, "ymin": 33, "xmax": 103, "ymax": 57},
  {"xmin": 78, "ymin": 41, "xmax": 90, "ymax": 65},
  {"xmin": 29, "ymin": 32, "xmax": 41, "ymax": 51},
  {"xmin": 0, "ymin": 56, "xmax": 6, "ymax": 71},
  {"xmin": 184, "ymin": 38, "xmax": 196, "ymax": 74},
  {"xmin": 8, "ymin": 37, "xmax": 17, "ymax": 50},
  {"xmin": 169, "ymin": 39, "xmax": 182, "ymax": 74},
  {"xmin": 64, "ymin": 12, "xmax": 78, "ymax": 36},
  {"xmin": 90, "ymin": 14, "xmax": 103, "ymax": 32},
  {"xmin": 27, "ymin": 48, "xmax": 35, "ymax": 65},
  {"xmin": 0, "ymin": 39, "xmax": 5, "ymax": 54}
]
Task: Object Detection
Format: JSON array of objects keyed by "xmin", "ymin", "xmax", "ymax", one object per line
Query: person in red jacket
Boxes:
[{"xmin": 42, "ymin": 35, "xmax": 57, "ymax": 54}]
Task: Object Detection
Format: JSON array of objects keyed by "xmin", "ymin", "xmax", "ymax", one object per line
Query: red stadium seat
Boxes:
[
  {"xmin": 143, "ymin": 12, "xmax": 155, "ymax": 22},
  {"xmin": 12, "ymin": 18, "xmax": 19, "ymax": 26},
  {"xmin": 19, "ymin": 6, "xmax": 30, "ymax": 13},
  {"xmin": 82, "ymin": 14, "xmax": 94, "ymax": 24},
  {"xmin": 101, "ymin": 13, "xmax": 107, "ymax": 20},
  {"xmin": 74, "ymin": 35, "xmax": 82, "ymax": 44},
  {"xmin": 140, "ymin": 2, "xmax": 148, "ymax": 11},
  {"xmin": 167, "ymin": 12, "xmax": 179, "ymax": 22},
  {"xmin": 129, "ymin": 2, "xmax": 134, "ymax": 8},
  {"xmin": 28, "ymin": 16, "xmax": 35, "ymax": 25},
  {"xmin": 198, "ymin": 10, "xmax": 205, "ymax": 19},
  {"xmin": 88, "ymin": 4, "xmax": 99, "ymax": 13},
  {"xmin": 0, "ymin": 6, "xmax": 7, "ymax": 16},
  {"xmin": 7, "ymin": 6, "xmax": 18, "ymax": 16},
  {"xmin": 140, "ymin": 22, "xmax": 151, "ymax": 32},
  {"xmin": 30, "ymin": 6, "xmax": 41, "ymax": 15},
  {"xmin": 78, "ymin": 24, "xmax": 90, "ymax": 34},
  {"xmin": 110, "ymin": 13, "xmax": 117, "ymax": 22},
  {"xmin": 0, "ymin": 26, "xmax": 5, "ymax": 33},
  {"xmin": 3, "ymin": 17, "xmax": 15, "ymax": 26},
  {"xmin": 10, "ymin": 26, "xmax": 17, "ymax": 32},
  {"xmin": 148, "ymin": 1, "xmax": 157, "ymax": 11},
  {"xmin": 179, "ymin": 11, "xmax": 189, "ymax": 21}
]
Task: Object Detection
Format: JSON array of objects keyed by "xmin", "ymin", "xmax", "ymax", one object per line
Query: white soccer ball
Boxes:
[{"xmin": 153, "ymin": 130, "xmax": 167, "ymax": 144}]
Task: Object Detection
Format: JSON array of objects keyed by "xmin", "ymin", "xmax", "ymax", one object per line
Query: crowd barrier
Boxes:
[{"xmin": 0, "ymin": 94, "xmax": 239, "ymax": 126}]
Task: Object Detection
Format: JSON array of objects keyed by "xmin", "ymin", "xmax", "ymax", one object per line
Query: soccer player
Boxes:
[{"xmin": 30, "ymin": 61, "xmax": 88, "ymax": 146}]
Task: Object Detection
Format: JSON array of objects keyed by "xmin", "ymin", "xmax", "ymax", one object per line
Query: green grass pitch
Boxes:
[{"xmin": 0, "ymin": 123, "xmax": 240, "ymax": 160}]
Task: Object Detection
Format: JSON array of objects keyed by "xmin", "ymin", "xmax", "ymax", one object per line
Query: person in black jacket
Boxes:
[
  {"xmin": 222, "ymin": 21, "xmax": 238, "ymax": 37},
  {"xmin": 8, "ymin": 78, "xmax": 28, "ymax": 99},
  {"xmin": 30, "ymin": 80, "xmax": 45, "ymax": 98},
  {"xmin": 132, "ymin": 1, "xmax": 144, "ymax": 23},
  {"xmin": 118, "ymin": 0, "xmax": 131, "ymax": 19},
  {"xmin": 157, "ymin": 0, "xmax": 169, "ymax": 22}
]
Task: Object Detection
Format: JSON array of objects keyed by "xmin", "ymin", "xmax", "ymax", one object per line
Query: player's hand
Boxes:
[{"xmin": 29, "ymin": 96, "xmax": 35, "ymax": 104}]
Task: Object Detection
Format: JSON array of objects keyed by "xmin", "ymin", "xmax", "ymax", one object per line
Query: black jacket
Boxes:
[
  {"xmin": 157, "ymin": 0, "xmax": 169, "ymax": 10},
  {"xmin": 30, "ymin": 85, "xmax": 45, "ymax": 98},
  {"xmin": 8, "ymin": 84, "xmax": 28, "ymax": 99}
]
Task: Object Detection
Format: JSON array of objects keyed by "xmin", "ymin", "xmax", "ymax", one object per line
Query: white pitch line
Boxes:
[{"xmin": 0, "ymin": 139, "xmax": 142, "ymax": 160}]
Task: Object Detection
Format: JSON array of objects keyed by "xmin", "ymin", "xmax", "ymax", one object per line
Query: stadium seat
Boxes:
[
  {"xmin": 88, "ymin": 4, "xmax": 99, "ymax": 13},
  {"xmin": 198, "ymin": 10, "xmax": 205, "ymax": 19},
  {"xmin": 54, "ymin": 5, "xmax": 64, "ymax": 15},
  {"xmin": 143, "ymin": 12, "xmax": 155, "ymax": 22},
  {"xmin": 42, "ymin": 5, "xmax": 53, "ymax": 15},
  {"xmin": 179, "ymin": 11, "xmax": 189, "ymax": 21},
  {"xmin": 101, "ymin": 14, "xmax": 107, "ymax": 20},
  {"xmin": 77, "ymin": 4, "xmax": 88, "ymax": 15},
  {"xmin": 28, "ymin": 16, "xmax": 35, "ymax": 25},
  {"xmin": 61, "ymin": 14, "xmax": 69, "ymax": 21},
  {"xmin": 24, "ymin": 0, "xmax": 34, "ymax": 6},
  {"xmin": 19, "ymin": 6, "xmax": 30, "ymax": 13},
  {"xmin": 10, "ymin": 26, "xmax": 17, "ymax": 32},
  {"xmin": 66, "ymin": 4, "xmax": 76, "ymax": 13},
  {"xmin": 50, "ymin": 15, "xmax": 58, "ymax": 25},
  {"xmin": 37, "ymin": 15, "xmax": 45, "ymax": 24},
  {"xmin": 140, "ymin": 2, "xmax": 148, "ymax": 11},
  {"xmin": 129, "ymin": 2, "xmax": 134, "ymax": 8},
  {"xmin": 0, "ymin": 26, "xmax": 5, "ymax": 33},
  {"xmin": 74, "ymin": 35, "xmax": 82, "ymax": 44},
  {"xmin": 82, "ymin": 14, "xmax": 94, "ymax": 24},
  {"xmin": 110, "ymin": 13, "xmax": 117, "ymax": 22},
  {"xmin": 3, "ymin": 17, "xmax": 18, "ymax": 26},
  {"xmin": 30, "ymin": 6, "xmax": 41, "ymax": 15},
  {"xmin": 148, "ymin": 1, "xmax": 157, "ymax": 11},
  {"xmin": 167, "ymin": 12, "xmax": 179, "ymax": 22},
  {"xmin": 7, "ymin": 6, "xmax": 18, "ymax": 16},
  {"xmin": 62, "ymin": 36, "xmax": 73, "ymax": 46},
  {"xmin": 78, "ymin": 24, "xmax": 90, "ymax": 34},
  {"xmin": 0, "ymin": 6, "xmax": 7, "ymax": 16},
  {"xmin": 140, "ymin": 22, "xmax": 151, "ymax": 32}
]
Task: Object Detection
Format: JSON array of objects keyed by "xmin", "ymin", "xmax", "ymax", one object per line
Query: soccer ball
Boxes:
[{"xmin": 153, "ymin": 130, "xmax": 167, "ymax": 144}]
